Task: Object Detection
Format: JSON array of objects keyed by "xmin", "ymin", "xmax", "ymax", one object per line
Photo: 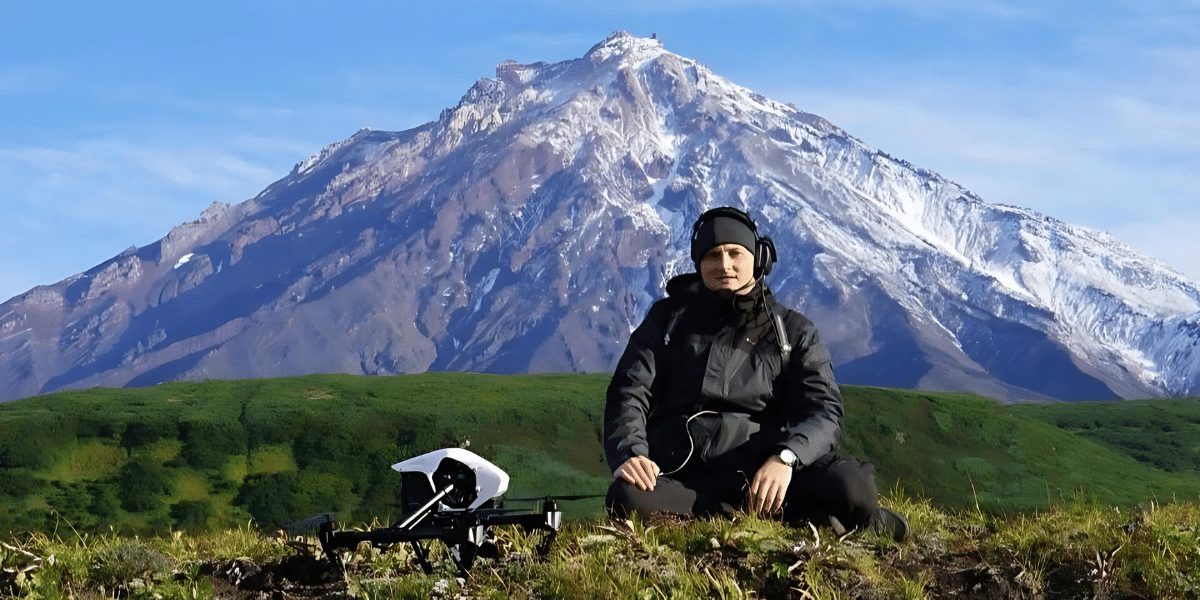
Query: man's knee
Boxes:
[
  {"xmin": 605, "ymin": 477, "xmax": 698, "ymax": 518},
  {"xmin": 605, "ymin": 479, "xmax": 638, "ymax": 518},
  {"xmin": 828, "ymin": 457, "xmax": 880, "ymax": 524}
]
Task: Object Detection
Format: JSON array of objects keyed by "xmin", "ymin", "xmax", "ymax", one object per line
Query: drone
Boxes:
[{"xmin": 312, "ymin": 447, "xmax": 599, "ymax": 574}]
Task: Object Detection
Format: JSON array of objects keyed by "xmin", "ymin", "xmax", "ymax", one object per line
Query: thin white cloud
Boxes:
[
  {"xmin": 518, "ymin": 0, "xmax": 1036, "ymax": 19},
  {"xmin": 844, "ymin": 0, "xmax": 1036, "ymax": 19},
  {"xmin": 0, "ymin": 65, "xmax": 61, "ymax": 93},
  {"xmin": 0, "ymin": 136, "xmax": 287, "ymax": 301},
  {"xmin": 127, "ymin": 144, "xmax": 275, "ymax": 195},
  {"xmin": 1112, "ymin": 217, "xmax": 1200, "ymax": 284},
  {"xmin": 1102, "ymin": 95, "xmax": 1200, "ymax": 148},
  {"xmin": 0, "ymin": 140, "xmax": 275, "ymax": 204},
  {"xmin": 495, "ymin": 31, "xmax": 597, "ymax": 50}
]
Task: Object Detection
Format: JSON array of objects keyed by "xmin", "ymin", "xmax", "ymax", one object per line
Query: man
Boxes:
[{"xmin": 604, "ymin": 207, "xmax": 908, "ymax": 541}]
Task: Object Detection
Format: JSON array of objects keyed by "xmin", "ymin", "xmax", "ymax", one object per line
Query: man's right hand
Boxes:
[{"xmin": 614, "ymin": 456, "xmax": 661, "ymax": 491}]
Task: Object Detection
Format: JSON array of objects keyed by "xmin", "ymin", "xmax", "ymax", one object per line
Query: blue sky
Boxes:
[{"xmin": 1, "ymin": 0, "xmax": 1197, "ymax": 303}]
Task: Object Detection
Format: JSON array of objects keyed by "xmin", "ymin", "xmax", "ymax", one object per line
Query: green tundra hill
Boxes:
[
  {"xmin": 1, "ymin": 373, "xmax": 1197, "ymax": 536},
  {"xmin": 840, "ymin": 387, "xmax": 1200, "ymax": 511},
  {"xmin": 1010, "ymin": 397, "xmax": 1200, "ymax": 474}
]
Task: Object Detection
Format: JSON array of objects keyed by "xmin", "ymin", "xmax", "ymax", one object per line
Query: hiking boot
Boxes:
[{"xmin": 871, "ymin": 507, "xmax": 910, "ymax": 542}]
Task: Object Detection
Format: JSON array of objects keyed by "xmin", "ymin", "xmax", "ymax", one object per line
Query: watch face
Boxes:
[{"xmin": 780, "ymin": 449, "xmax": 797, "ymax": 466}]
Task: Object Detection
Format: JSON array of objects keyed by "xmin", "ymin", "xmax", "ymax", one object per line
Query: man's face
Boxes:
[{"xmin": 700, "ymin": 243, "xmax": 756, "ymax": 294}]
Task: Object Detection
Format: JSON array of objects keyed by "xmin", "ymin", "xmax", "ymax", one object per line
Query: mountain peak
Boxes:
[
  {"xmin": 1, "ymin": 33, "xmax": 1197, "ymax": 403},
  {"xmin": 586, "ymin": 31, "xmax": 665, "ymax": 62}
]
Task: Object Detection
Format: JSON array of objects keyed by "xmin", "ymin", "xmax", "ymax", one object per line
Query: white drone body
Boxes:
[
  {"xmin": 392, "ymin": 447, "xmax": 510, "ymax": 511},
  {"xmin": 319, "ymin": 447, "xmax": 566, "ymax": 574}
]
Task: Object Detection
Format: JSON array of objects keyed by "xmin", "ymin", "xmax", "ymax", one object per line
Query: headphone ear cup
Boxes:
[{"xmin": 757, "ymin": 237, "xmax": 776, "ymax": 277}]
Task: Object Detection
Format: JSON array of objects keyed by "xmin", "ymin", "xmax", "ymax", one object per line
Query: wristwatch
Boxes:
[{"xmin": 777, "ymin": 448, "xmax": 798, "ymax": 467}]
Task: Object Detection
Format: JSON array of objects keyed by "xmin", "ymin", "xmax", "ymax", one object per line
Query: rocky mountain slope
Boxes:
[{"xmin": 2, "ymin": 32, "xmax": 1197, "ymax": 403}]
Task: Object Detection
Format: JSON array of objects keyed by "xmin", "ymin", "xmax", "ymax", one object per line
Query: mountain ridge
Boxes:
[{"xmin": 2, "ymin": 31, "xmax": 1197, "ymax": 403}]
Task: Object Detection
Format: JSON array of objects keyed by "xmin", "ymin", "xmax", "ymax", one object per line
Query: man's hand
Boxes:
[
  {"xmin": 748, "ymin": 455, "xmax": 794, "ymax": 516},
  {"xmin": 614, "ymin": 456, "xmax": 661, "ymax": 491}
]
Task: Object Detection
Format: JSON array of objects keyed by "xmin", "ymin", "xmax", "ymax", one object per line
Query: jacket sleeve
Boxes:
[
  {"xmin": 775, "ymin": 315, "xmax": 844, "ymax": 468},
  {"xmin": 604, "ymin": 299, "xmax": 674, "ymax": 473}
]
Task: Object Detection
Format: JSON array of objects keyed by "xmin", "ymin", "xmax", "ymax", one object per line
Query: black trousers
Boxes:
[{"xmin": 606, "ymin": 452, "xmax": 881, "ymax": 530}]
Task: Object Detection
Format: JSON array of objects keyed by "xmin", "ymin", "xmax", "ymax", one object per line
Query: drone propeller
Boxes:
[
  {"xmin": 502, "ymin": 493, "xmax": 606, "ymax": 502},
  {"xmin": 381, "ymin": 492, "xmax": 604, "ymax": 508},
  {"xmin": 287, "ymin": 512, "xmax": 337, "ymax": 535}
]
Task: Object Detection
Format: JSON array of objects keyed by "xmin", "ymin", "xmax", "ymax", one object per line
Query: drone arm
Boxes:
[{"xmin": 318, "ymin": 483, "xmax": 454, "ymax": 563}]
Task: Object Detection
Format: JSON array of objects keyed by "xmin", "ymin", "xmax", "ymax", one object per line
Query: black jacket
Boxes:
[{"xmin": 604, "ymin": 274, "xmax": 843, "ymax": 474}]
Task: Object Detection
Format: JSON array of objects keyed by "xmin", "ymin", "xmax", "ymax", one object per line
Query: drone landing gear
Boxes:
[
  {"xmin": 409, "ymin": 540, "xmax": 432, "ymax": 575},
  {"xmin": 316, "ymin": 502, "xmax": 560, "ymax": 576}
]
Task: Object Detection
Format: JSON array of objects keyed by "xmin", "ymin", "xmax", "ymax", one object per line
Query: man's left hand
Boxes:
[{"xmin": 748, "ymin": 455, "xmax": 793, "ymax": 516}]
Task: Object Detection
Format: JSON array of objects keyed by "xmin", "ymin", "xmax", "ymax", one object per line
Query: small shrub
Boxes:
[
  {"xmin": 116, "ymin": 460, "xmax": 172, "ymax": 512},
  {"xmin": 170, "ymin": 499, "xmax": 216, "ymax": 531},
  {"xmin": 92, "ymin": 538, "xmax": 174, "ymax": 589}
]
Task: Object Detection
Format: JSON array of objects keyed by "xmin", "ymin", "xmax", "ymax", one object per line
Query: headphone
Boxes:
[{"xmin": 690, "ymin": 207, "xmax": 777, "ymax": 279}]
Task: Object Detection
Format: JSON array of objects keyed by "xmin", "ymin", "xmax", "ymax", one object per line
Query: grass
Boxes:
[
  {"xmin": 131, "ymin": 438, "xmax": 183, "ymax": 464},
  {"xmin": 4, "ymin": 491, "xmax": 1199, "ymax": 599},
  {"xmin": 44, "ymin": 441, "xmax": 124, "ymax": 482},
  {"xmin": 246, "ymin": 444, "xmax": 297, "ymax": 476}
]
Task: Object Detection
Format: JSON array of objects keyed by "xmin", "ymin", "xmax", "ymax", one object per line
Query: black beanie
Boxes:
[{"xmin": 691, "ymin": 215, "xmax": 757, "ymax": 267}]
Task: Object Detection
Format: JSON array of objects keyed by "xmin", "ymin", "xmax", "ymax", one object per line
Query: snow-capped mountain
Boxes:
[{"xmin": 2, "ymin": 32, "xmax": 1197, "ymax": 403}]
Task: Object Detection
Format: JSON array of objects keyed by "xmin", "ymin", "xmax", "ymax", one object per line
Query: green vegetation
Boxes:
[
  {"xmin": 841, "ymin": 387, "xmax": 1200, "ymax": 511},
  {"xmin": 0, "ymin": 373, "xmax": 612, "ymax": 534},
  {"xmin": 1011, "ymin": 397, "xmax": 1200, "ymax": 474},
  {"xmin": 0, "ymin": 373, "xmax": 1198, "ymax": 537},
  {"xmin": 4, "ymin": 493, "xmax": 1199, "ymax": 599}
]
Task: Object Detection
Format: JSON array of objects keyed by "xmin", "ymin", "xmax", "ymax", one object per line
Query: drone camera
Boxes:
[{"xmin": 431, "ymin": 457, "xmax": 478, "ymax": 509}]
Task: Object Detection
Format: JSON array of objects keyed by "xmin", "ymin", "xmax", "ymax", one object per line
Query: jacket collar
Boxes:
[{"xmin": 665, "ymin": 273, "xmax": 774, "ymax": 322}]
